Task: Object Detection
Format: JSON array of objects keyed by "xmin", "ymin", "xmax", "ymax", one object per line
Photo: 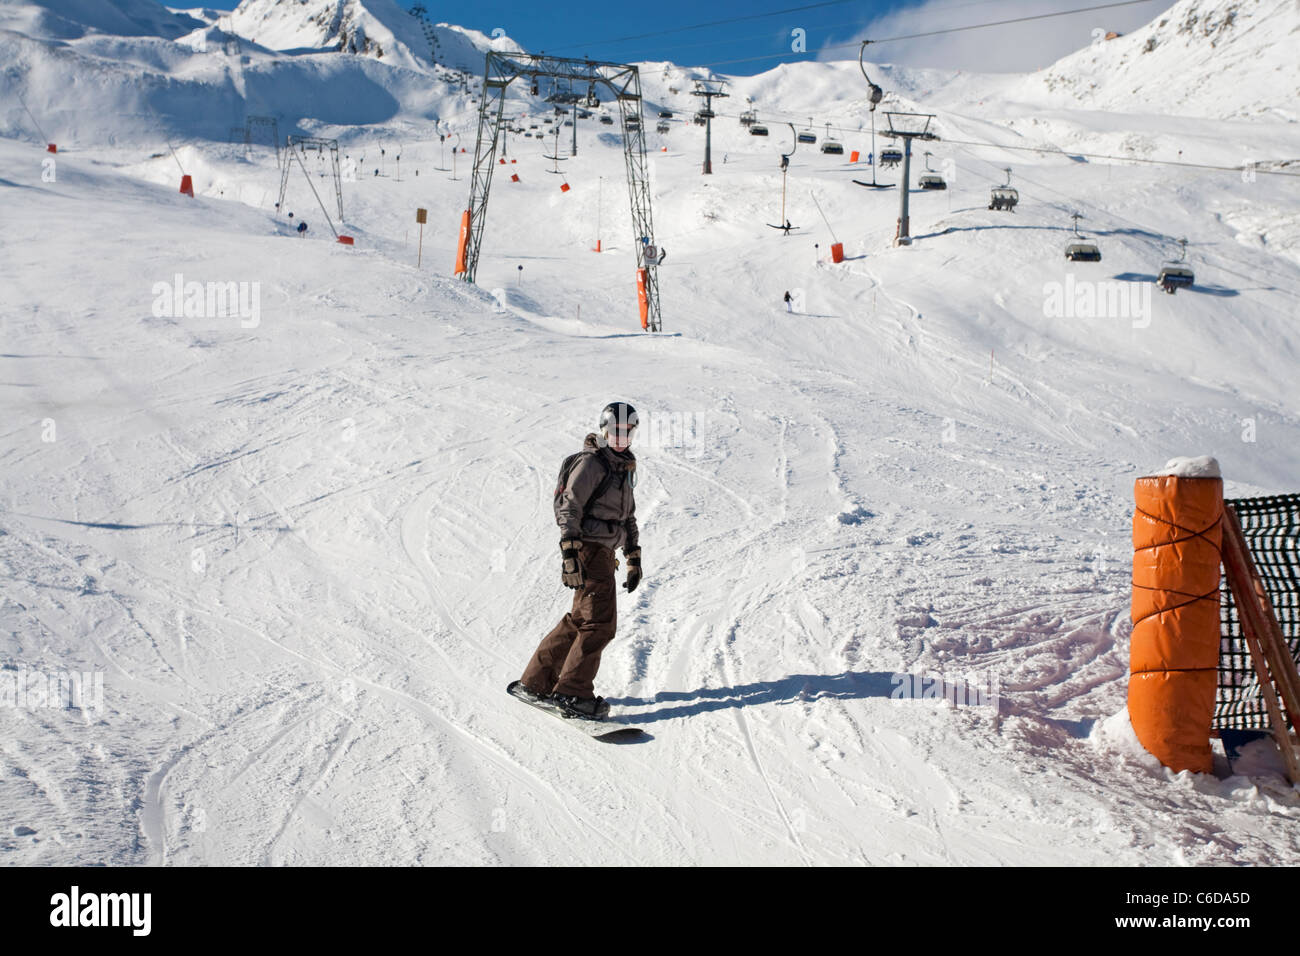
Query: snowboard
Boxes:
[{"xmin": 506, "ymin": 681, "xmax": 646, "ymax": 742}]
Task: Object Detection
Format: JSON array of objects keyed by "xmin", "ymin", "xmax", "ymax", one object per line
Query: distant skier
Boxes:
[
  {"xmin": 516, "ymin": 402, "xmax": 641, "ymax": 719},
  {"xmin": 296, "ymin": 221, "xmax": 308, "ymax": 236},
  {"xmin": 784, "ymin": 290, "xmax": 793, "ymax": 312},
  {"xmin": 781, "ymin": 220, "xmax": 793, "ymax": 236}
]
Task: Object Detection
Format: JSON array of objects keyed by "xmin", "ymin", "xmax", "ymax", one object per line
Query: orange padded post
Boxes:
[
  {"xmin": 636, "ymin": 268, "xmax": 648, "ymax": 330},
  {"xmin": 453, "ymin": 209, "xmax": 471, "ymax": 275},
  {"xmin": 1129, "ymin": 473, "xmax": 1223, "ymax": 773}
]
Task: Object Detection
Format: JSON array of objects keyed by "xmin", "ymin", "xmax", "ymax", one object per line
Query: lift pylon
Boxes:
[{"xmin": 457, "ymin": 51, "xmax": 662, "ymax": 332}]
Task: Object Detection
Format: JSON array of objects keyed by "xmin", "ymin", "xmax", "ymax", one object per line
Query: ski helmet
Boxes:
[{"xmin": 599, "ymin": 402, "xmax": 638, "ymax": 445}]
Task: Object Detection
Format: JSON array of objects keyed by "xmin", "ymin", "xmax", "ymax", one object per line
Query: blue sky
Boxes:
[{"xmin": 171, "ymin": 0, "xmax": 1170, "ymax": 74}]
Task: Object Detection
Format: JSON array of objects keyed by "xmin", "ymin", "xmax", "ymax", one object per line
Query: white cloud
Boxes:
[{"xmin": 822, "ymin": 0, "xmax": 1173, "ymax": 73}]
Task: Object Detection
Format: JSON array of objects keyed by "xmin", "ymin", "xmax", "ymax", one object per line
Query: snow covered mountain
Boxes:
[
  {"xmin": 0, "ymin": 0, "xmax": 204, "ymax": 39},
  {"xmin": 226, "ymin": 0, "xmax": 523, "ymax": 72},
  {"xmin": 1025, "ymin": 0, "xmax": 1300, "ymax": 119}
]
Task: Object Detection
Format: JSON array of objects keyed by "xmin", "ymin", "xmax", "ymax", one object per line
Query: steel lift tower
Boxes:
[
  {"xmin": 457, "ymin": 51, "xmax": 662, "ymax": 331},
  {"xmin": 691, "ymin": 81, "xmax": 728, "ymax": 175},
  {"xmin": 881, "ymin": 112, "xmax": 938, "ymax": 245}
]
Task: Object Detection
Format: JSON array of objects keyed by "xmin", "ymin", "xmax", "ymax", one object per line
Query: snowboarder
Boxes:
[
  {"xmin": 517, "ymin": 402, "xmax": 641, "ymax": 719},
  {"xmin": 784, "ymin": 290, "xmax": 793, "ymax": 312}
]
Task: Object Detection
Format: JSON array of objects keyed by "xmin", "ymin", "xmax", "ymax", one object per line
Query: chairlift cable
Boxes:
[
  {"xmin": 692, "ymin": 0, "xmax": 1164, "ymax": 70},
  {"xmin": 552, "ymin": 0, "xmax": 1159, "ymax": 64}
]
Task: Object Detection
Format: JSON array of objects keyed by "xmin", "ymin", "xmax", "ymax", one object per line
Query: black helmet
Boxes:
[{"xmin": 599, "ymin": 402, "xmax": 638, "ymax": 444}]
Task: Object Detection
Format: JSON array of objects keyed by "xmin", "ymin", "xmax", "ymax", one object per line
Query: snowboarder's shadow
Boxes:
[{"xmin": 609, "ymin": 670, "xmax": 904, "ymax": 724}]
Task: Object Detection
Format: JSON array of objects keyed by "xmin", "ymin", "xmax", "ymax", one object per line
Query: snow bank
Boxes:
[{"xmin": 1148, "ymin": 456, "xmax": 1221, "ymax": 478}]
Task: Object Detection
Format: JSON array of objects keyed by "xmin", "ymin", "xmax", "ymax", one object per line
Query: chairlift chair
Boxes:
[
  {"xmin": 989, "ymin": 168, "xmax": 1018, "ymax": 211},
  {"xmin": 820, "ymin": 122, "xmax": 843, "ymax": 154},
  {"xmin": 740, "ymin": 110, "xmax": 757, "ymax": 126},
  {"xmin": 1064, "ymin": 212, "xmax": 1101, "ymax": 262},
  {"xmin": 880, "ymin": 147, "xmax": 903, "ymax": 167},
  {"xmin": 599, "ymin": 115, "xmax": 614, "ymax": 125},
  {"xmin": 656, "ymin": 121, "xmax": 670, "ymax": 133},
  {"xmin": 1065, "ymin": 243, "xmax": 1102, "ymax": 262},
  {"xmin": 918, "ymin": 151, "xmax": 946, "ymax": 189},
  {"xmin": 659, "ymin": 110, "xmax": 674, "ymax": 119},
  {"xmin": 750, "ymin": 125, "xmax": 769, "ymax": 136},
  {"xmin": 989, "ymin": 187, "xmax": 1019, "ymax": 211},
  {"xmin": 1157, "ymin": 238, "xmax": 1194, "ymax": 293}
]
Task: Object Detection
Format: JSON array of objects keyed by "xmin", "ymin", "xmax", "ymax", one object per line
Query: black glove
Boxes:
[
  {"xmin": 623, "ymin": 547, "xmax": 641, "ymax": 592},
  {"xmin": 560, "ymin": 539, "xmax": 584, "ymax": 589}
]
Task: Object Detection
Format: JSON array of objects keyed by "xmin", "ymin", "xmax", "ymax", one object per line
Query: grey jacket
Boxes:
[{"xmin": 555, "ymin": 433, "xmax": 638, "ymax": 553}]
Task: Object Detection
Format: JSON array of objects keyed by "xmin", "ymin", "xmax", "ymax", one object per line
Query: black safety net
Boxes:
[{"xmin": 1216, "ymin": 494, "xmax": 1300, "ymax": 730}]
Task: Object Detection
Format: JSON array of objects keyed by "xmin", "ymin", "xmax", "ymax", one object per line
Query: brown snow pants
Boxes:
[{"xmin": 521, "ymin": 542, "xmax": 617, "ymax": 699}]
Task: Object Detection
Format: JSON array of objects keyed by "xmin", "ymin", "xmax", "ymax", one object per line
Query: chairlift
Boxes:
[
  {"xmin": 918, "ymin": 151, "xmax": 946, "ymax": 190},
  {"xmin": 749, "ymin": 124, "xmax": 769, "ymax": 136},
  {"xmin": 880, "ymin": 147, "xmax": 903, "ymax": 167},
  {"xmin": 820, "ymin": 122, "xmax": 843, "ymax": 154},
  {"xmin": 599, "ymin": 115, "xmax": 614, "ymax": 125},
  {"xmin": 1157, "ymin": 238, "xmax": 1194, "ymax": 293},
  {"xmin": 740, "ymin": 109, "xmax": 757, "ymax": 127},
  {"xmin": 656, "ymin": 121, "xmax": 670, "ymax": 133},
  {"xmin": 1064, "ymin": 212, "xmax": 1101, "ymax": 262},
  {"xmin": 692, "ymin": 112, "xmax": 707, "ymax": 126},
  {"xmin": 659, "ymin": 110, "xmax": 674, "ymax": 119},
  {"xmin": 585, "ymin": 84, "xmax": 599, "ymax": 107},
  {"xmin": 989, "ymin": 168, "xmax": 1018, "ymax": 212},
  {"xmin": 767, "ymin": 123, "xmax": 800, "ymax": 233},
  {"xmin": 854, "ymin": 45, "xmax": 894, "ymax": 189}
]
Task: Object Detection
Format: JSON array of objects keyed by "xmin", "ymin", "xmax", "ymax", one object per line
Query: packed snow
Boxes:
[{"xmin": 1, "ymin": 0, "xmax": 1298, "ymax": 865}]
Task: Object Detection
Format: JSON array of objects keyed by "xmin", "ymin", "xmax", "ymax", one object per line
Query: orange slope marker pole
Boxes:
[{"xmin": 1129, "ymin": 474, "xmax": 1223, "ymax": 774}]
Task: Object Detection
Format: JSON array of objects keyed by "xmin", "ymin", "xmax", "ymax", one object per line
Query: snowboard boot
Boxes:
[
  {"xmin": 551, "ymin": 693, "xmax": 610, "ymax": 721},
  {"xmin": 508, "ymin": 680, "xmax": 551, "ymax": 704}
]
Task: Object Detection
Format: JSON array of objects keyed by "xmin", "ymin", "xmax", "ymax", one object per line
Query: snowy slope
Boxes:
[
  {"xmin": 0, "ymin": 1, "xmax": 493, "ymax": 145},
  {"xmin": 227, "ymin": 0, "xmax": 524, "ymax": 73},
  {"xmin": 230, "ymin": 0, "xmax": 430, "ymax": 69},
  {"xmin": 0, "ymin": 0, "xmax": 204, "ymax": 39},
  {"xmin": 1023, "ymin": 0, "xmax": 1300, "ymax": 120},
  {"xmin": 2, "ymin": 0, "xmax": 1300, "ymax": 865}
]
